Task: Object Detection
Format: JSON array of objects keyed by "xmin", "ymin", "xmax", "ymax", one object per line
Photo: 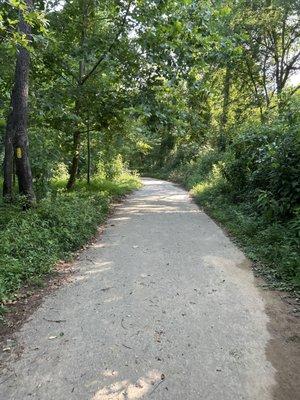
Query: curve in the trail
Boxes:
[{"xmin": 1, "ymin": 179, "xmax": 279, "ymax": 399}]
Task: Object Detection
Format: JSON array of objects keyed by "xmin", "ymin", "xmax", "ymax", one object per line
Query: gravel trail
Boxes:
[{"xmin": 1, "ymin": 178, "xmax": 296, "ymax": 400}]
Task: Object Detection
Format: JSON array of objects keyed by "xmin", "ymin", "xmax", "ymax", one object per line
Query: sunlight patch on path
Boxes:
[{"xmin": 92, "ymin": 370, "xmax": 162, "ymax": 400}]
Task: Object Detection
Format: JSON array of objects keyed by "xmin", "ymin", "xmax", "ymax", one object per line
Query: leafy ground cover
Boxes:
[{"xmin": 0, "ymin": 173, "xmax": 141, "ymax": 308}]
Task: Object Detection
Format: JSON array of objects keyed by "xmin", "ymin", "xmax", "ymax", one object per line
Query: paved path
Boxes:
[{"xmin": 1, "ymin": 179, "xmax": 279, "ymax": 399}]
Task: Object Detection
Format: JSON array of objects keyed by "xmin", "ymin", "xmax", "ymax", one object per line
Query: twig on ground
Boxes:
[
  {"xmin": 43, "ymin": 318, "xmax": 66, "ymax": 323},
  {"xmin": 121, "ymin": 318, "xmax": 127, "ymax": 329},
  {"xmin": 149, "ymin": 375, "xmax": 165, "ymax": 396},
  {"xmin": 122, "ymin": 344, "xmax": 133, "ymax": 349}
]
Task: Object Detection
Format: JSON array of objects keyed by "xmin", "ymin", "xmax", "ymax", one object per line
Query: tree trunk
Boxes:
[
  {"xmin": 66, "ymin": 129, "xmax": 81, "ymax": 190},
  {"xmin": 66, "ymin": 4, "xmax": 87, "ymax": 190},
  {"xmin": 87, "ymin": 113, "xmax": 91, "ymax": 185},
  {"xmin": 66, "ymin": 95, "xmax": 81, "ymax": 190},
  {"xmin": 3, "ymin": 0, "xmax": 36, "ymax": 205}
]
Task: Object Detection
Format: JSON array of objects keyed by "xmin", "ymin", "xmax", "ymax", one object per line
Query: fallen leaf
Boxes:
[{"xmin": 48, "ymin": 332, "xmax": 64, "ymax": 340}]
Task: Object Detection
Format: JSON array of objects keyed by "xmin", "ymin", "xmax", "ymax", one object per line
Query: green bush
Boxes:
[
  {"xmin": 168, "ymin": 146, "xmax": 222, "ymax": 187},
  {"xmin": 221, "ymin": 107, "xmax": 300, "ymax": 219}
]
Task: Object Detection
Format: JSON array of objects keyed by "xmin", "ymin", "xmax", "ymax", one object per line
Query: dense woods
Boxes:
[{"xmin": 0, "ymin": 0, "xmax": 299, "ymax": 304}]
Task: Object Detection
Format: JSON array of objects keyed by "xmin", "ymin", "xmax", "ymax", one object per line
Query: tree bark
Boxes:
[
  {"xmin": 66, "ymin": 130, "xmax": 81, "ymax": 190},
  {"xmin": 66, "ymin": 3, "xmax": 87, "ymax": 190},
  {"xmin": 3, "ymin": 0, "xmax": 36, "ymax": 205},
  {"xmin": 87, "ymin": 112, "xmax": 91, "ymax": 185},
  {"xmin": 66, "ymin": 95, "xmax": 82, "ymax": 190}
]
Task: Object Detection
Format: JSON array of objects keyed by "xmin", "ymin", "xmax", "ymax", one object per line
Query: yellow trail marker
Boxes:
[{"xmin": 16, "ymin": 147, "xmax": 22, "ymax": 159}]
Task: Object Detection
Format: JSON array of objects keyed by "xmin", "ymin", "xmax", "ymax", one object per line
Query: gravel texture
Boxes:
[{"xmin": 0, "ymin": 178, "xmax": 280, "ymax": 399}]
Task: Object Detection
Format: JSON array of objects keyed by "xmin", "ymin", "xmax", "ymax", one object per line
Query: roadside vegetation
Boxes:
[{"xmin": 0, "ymin": 171, "xmax": 140, "ymax": 306}]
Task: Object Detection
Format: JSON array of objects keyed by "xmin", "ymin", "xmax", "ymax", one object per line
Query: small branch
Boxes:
[
  {"xmin": 122, "ymin": 343, "xmax": 133, "ymax": 349},
  {"xmin": 121, "ymin": 318, "xmax": 127, "ymax": 329},
  {"xmin": 80, "ymin": 0, "xmax": 133, "ymax": 85},
  {"xmin": 289, "ymin": 83, "xmax": 300, "ymax": 96},
  {"xmin": 149, "ymin": 376, "xmax": 165, "ymax": 396},
  {"xmin": 43, "ymin": 318, "xmax": 66, "ymax": 323}
]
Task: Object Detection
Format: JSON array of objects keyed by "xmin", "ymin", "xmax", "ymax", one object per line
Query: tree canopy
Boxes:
[{"xmin": 1, "ymin": 0, "xmax": 299, "ymax": 192}]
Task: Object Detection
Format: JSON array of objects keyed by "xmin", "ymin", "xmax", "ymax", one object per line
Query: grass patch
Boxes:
[{"xmin": 0, "ymin": 173, "xmax": 141, "ymax": 304}]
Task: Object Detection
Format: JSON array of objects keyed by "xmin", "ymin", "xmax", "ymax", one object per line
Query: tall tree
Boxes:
[
  {"xmin": 66, "ymin": 0, "xmax": 133, "ymax": 189},
  {"xmin": 3, "ymin": 0, "xmax": 36, "ymax": 205}
]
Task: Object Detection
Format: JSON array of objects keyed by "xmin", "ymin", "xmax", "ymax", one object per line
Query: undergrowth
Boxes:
[{"xmin": 0, "ymin": 173, "xmax": 141, "ymax": 306}]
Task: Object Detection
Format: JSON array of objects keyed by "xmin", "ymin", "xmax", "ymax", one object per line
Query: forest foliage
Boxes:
[{"xmin": 0, "ymin": 0, "xmax": 299, "ymax": 301}]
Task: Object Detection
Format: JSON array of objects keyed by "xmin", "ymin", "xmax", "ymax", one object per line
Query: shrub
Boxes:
[{"xmin": 221, "ymin": 119, "xmax": 300, "ymax": 219}]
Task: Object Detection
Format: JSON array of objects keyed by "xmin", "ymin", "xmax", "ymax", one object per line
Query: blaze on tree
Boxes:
[{"xmin": 3, "ymin": 0, "xmax": 36, "ymax": 205}]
